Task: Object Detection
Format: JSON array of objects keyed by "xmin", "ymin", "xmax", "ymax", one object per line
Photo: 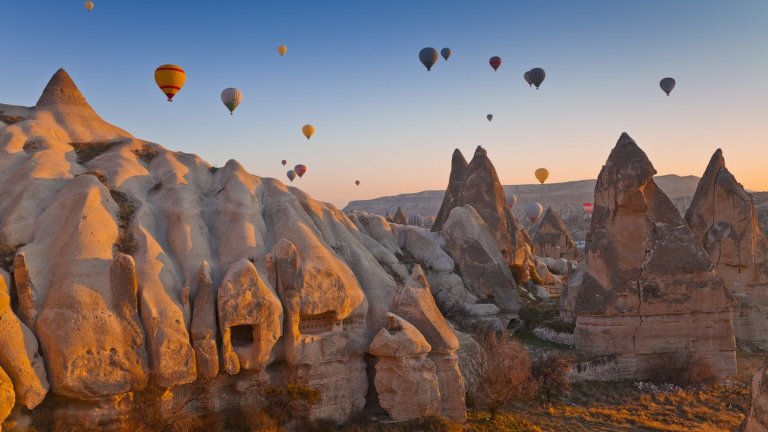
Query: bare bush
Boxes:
[
  {"xmin": 465, "ymin": 330, "xmax": 539, "ymax": 419},
  {"xmin": 532, "ymin": 353, "xmax": 574, "ymax": 402},
  {"xmin": 648, "ymin": 353, "xmax": 718, "ymax": 387}
]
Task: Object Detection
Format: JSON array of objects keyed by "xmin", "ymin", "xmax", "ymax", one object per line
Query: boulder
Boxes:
[
  {"xmin": 0, "ymin": 366, "xmax": 13, "ymax": 431},
  {"xmin": 369, "ymin": 314, "xmax": 440, "ymax": 421},
  {"xmin": 531, "ymin": 207, "xmax": 581, "ymax": 260},
  {"xmin": 0, "ymin": 270, "xmax": 48, "ymax": 409},
  {"xmin": 685, "ymin": 149, "xmax": 768, "ymax": 350},
  {"xmin": 442, "ymin": 205, "xmax": 520, "ymax": 313},
  {"xmin": 571, "ymin": 133, "xmax": 736, "ymax": 381}
]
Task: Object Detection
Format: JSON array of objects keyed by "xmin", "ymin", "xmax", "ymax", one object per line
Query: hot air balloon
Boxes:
[
  {"xmin": 534, "ymin": 168, "xmax": 549, "ymax": 184},
  {"xmin": 294, "ymin": 164, "xmax": 307, "ymax": 178},
  {"xmin": 281, "ymin": 160, "xmax": 287, "ymax": 166},
  {"xmin": 286, "ymin": 170, "xmax": 296, "ymax": 182},
  {"xmin": 440, "ymin": 48, "xmax": 451, "ymax": 61},
  {"xmin": 419, "ymin": 48, "xmax": 438, "ymax": 71},
  {"xmin": 529, "ymin": 68, "xmax": 546, "ymax": 89},
  {"xmin": 583, "ymin": 202, "xmax": 594, "ymax": 216},
  {"xmin": 302, "ymin": 124, "xmax": 315, "ymax": 140},
  {"xmin": 524, "ymin": 202, "xmax": 544, "ymax": 224},
  {"xmin": 84, "ymin": 1, "xmax": 94, "ymax": 11},
  {"xmin": 277, "ymin": 45, "xmax": 287, "ymax": 56},
  {"xmin": 220, "ymin": 88, "xmax": 242, "ymax": 115},
  {"xmin": 407, "ymin": 214, "xmax": 424, "ymax": 227},
  {"xmin": 355, "ymin": 180, "xmax": 360, "ymax": 186},
  {"xmin": 489, "ymin": 56, "xmax": 502, "ymax": 72},
  {"xmin": 487, "ymin": 114, "xmax": 493, "ymax": 122},
  {"xmin": 660, "ymin": 77, "xmax": 676, "ymax": 96},
  {"xmin": 154, "ymin": 64, "xmax": 186, "ymax": 102},
  {"xmin": 508, "ymin": 194, "xmax": 519, "ymax": 208},
  {"xmin": 524, "ymin": 71, "xmax": 533, "ymax": 87}
]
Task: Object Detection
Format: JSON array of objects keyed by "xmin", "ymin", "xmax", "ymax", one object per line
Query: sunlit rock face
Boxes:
[
  {"xmin": 531, "ymin": 207, "xmax": 581, "ymax": 260},
  {"xmin": 685, "ymin": 149, "xmax": 768, "ymax": 351},
  {"xmin": 0, "ymin": 70, "xmax": 467, "ymax": 425},
  {"xmin": 569, "ymin": 133, "xmax": 736, "ymax": 381}
]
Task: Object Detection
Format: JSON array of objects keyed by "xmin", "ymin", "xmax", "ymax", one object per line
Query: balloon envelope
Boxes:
[
  {"xmin": 524, "ymin": 202, "xmax": 544, "ymax": 224},
  {"xmin": 583, "ymin": 202, "xmax": 594, "ymax": 215},
  {"xmin": 281, "ymin": 160, "xmax": 287, "ymax": 166},
  {"xmin": 220, "ymin": 88, "xmax": 242, "ymax": 114},
  {"xmin": 529, "ymin": 68, "xmax": 546, "ymax": 89},
  {"xmin": 534, "ymin": 168, "xmax": 549, "ymax": 184},
  {"xmin": 508, "ymin": 194, "xmax": 519, "ymax": 208},
  {"xmin": 489, "ymin": 56, "xmax": 502, "ymax": 71},
  {"xmin": 486, "ymin": 114, "xmax": 493, "ymax": 122},
  {"xmin": 440, "ymin": 48, "xmax": 451, "ymax": 61},
  {"xmin": 294, "ymin": 164, "xmax": 307, "ymax": 178},
  {"xmin": 355, "ymin": 180, "xmax": 360, "ymax": 186},
  {"xmin": 84, "ymin": 1, "xmax": 94, "ymax": 11},
  {"xmin": 660, "ymin": 77, "xmax": 676, "ymax": 96},
  {"xmin": 419, "ymin": 48, "xmax": 438, "ymax": 71},
  {"xmin": 302, "ymin": 124, "xmax": 315, "ymax": 140},
  {"xmin": 286, "ymin": 170, "xmax": 296, "ymax": 182},
  {"xmin": 277, "ymin": 45, "xmax": 287, "ymax": 56},
  {"xmin": 524, "ymin": 71, "xmax": 533, "ymax": 87},
  {"xmin": 154, "ymin": 64, "xmax": 186, "ymax": 102}
]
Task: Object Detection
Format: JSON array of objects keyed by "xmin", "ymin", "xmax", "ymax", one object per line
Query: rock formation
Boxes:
[
  {"xmin": 744, "ymin": 362, "xmax": 768, "ymax": 432},
  {"xmin": 569, "ymin": 133, "xmax": 736, "ymax": 381},
  {"xmin": 532, "ymin": 207, "xmax": 581, "ymax": 260},
  {"xmin": 369, "ymin": 314, "xmax": 440, "ymax": 421},
  {"xmin": 430, "ymin": 146, "xmax": 536, "ymax": 283},
  {"xmin": 0, "ymin": 70, "xmax": 468, "ymax": 426},
  {"xmin": 0, "ymin": 366, "xmax": 13, "ymax": 431},
  {"xmin": 393, "ymin": 207, "xmax": 407, "ymax": 225},
  {"xmin": 685, "ymin": 149, "xmax": 768, "ymax": 350}
]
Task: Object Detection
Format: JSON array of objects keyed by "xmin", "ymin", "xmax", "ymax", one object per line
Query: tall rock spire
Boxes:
[
  {"xmin": 432, "ymin": 149, "xmax": 468, "ymax": 232},
  {"xmin": 36, "ymin": 69, "xmax": 92, "ymax": 109}
]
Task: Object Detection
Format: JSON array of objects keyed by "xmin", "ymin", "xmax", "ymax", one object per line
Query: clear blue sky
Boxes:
[{"xmin": 2, "ymin": 1, "xmax": 766, "ymax": 207}]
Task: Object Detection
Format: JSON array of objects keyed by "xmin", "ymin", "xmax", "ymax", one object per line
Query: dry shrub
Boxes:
[
  {"xmin": 466, "ymin": 330, "xmax": 539, "ymax": 419},
  {"xmin": 532, "ymin": 353, "xmax": 574, "ymax": 402},
  {"xmin": 649, "ymin": 353, "xmax": 718, "ymax": 387}
]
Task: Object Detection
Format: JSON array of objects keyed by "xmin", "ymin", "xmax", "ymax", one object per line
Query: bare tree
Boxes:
[
  {"xmin": 465, "ymin": 330, "xmax": 539, "ymax": 419},
  {"xmin": 532, "ymin": 353, "xmax": 573, "ymax": 402}
]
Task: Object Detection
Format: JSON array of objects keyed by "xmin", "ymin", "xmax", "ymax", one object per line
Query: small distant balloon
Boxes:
[
  {"xmin": 583, "ymin": 202, "xmax": 594, "ymax": 216},
  {"xmin": 281, "ymin": 160, "xmax": 287, "ymax": 166},
  {"xmin": 508, "ymin": 194, "xmax": 519, "ymax": 208},
  {"xmin": 84, "ymin": 1, "xmax": 94, "ymax": 11},
  {"xmin": 440, "ymin": 48, "xmax": 452, "ymax": 61},
  {"xmin": 277, "ymin": 45, "xmax": 287, "ymax": 56},
  {"xmin": 489, "ymin": 56, "xmax": 502, "ymax": 72},
  {"xmin": 294, "ymin": 164, "xmax": 307, "ymax": 178},
  {"xmin": 486, "ymin": 114, "xmax": 493, "ymax": 122},
  {"xmin": 524, "ymin": 71, "xmax": 533, "ymax": 87},
  {"xmin": 154, "ymin": 64, "xmax": 186, "ymax": 102},
  {"xmin": 220, "ymin": 88, "xmax": 242, "ymax": 115},
  {"xmin": 286, "ymin": 170, "xmax": 296, "ymax": 182},
  {"xmin": 419, "ymin": 47, "xmax": 438, "ymax": 71},
  {"xmin": 529, "ymin": 68, "xmax": 546, "ymax": 89},
  {"xmin": 524, "ymin": 202, "xmax": 544, "ymax": 224},
  {"xmin": 355, "ymin": 180, "xmax": 361, "ymax": 186},
  {"xmin": 534, "ymin": 168, "xmax": 549, "ymax": 184},
  {"xmin": 660, "ymin": 77, "xmax": 676, "ymax": 96},
  {"xmin": 302, "ymin": 124, "xmax": 315, "ymax": 140}
]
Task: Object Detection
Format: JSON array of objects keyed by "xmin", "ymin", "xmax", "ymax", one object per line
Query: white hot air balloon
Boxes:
[
  {"xmin": 524, "ymin": 202, "xmax": 544, "ymax": 224},
  {"xmin": 221, "ymin": 88, "xmax": 243, "ymax": 115}
]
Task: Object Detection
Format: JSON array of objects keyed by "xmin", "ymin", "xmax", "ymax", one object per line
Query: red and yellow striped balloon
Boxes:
[{"xmin": 154, "ymin": 64, "xmax": 186, "ymax": 102}]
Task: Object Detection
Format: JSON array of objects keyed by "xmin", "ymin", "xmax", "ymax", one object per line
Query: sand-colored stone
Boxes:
[
  {"xmin": 0, "ymin": 270, "xmax": 48, "ymax": 409},
  {"xmin": 685, "ymin": 149, "xmax": 768, "ymax": 350},
  {"xmin": 432, "ymin": 149, "xmax": 469, "ymax": 232},
  {"xmin": 744, "ymin": 361, "xmax": 768, "ymax": 432},
  {"xmin": 0, "ymin": 366, "xmax": 13, "ymax": 431},
  {"xmin": 532, "ymin": 207, "xmax": 581, "ymax": 260},
  {"xmin": 572, "ymin": 133, "xmax": 736, "ymax": 381},
  {"xmin": 370, "ymin": 314, "xmax": 440, "ymax": 421},
  {"xmin": 393, "ymin": 207, "xmax": 407, "ymax": 225},
  {"xmin": 218, "ymin": 259, "xmax": 282, "ymax": 374},
  {"xmin": 190, "ymin": 261, "xmax": 219, "ymax": 378}
]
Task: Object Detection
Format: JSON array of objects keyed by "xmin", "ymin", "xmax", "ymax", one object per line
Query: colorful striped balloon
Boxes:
[{"xmin": 154, "ymin": 64, "xmax": 186, "ymax": 102}]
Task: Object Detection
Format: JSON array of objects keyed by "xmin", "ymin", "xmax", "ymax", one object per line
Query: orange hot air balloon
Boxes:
[
  {"xmin": 534, "ymin": 168, "xmax": 549, "ymax": 184},
  {"xmin": 154, "ymin": 64, "xmax": 186, "ymax": 102},
  {"xmin": 84, "ymin": 1, "xmax": 94, "ymax": 11},
  {"xmin": 278, "ymin": 45, "xmax": 288, "ymax": 56},
  {"xmin": 302, "ymin": 124, "xmax": 315, "ymax": 140}
]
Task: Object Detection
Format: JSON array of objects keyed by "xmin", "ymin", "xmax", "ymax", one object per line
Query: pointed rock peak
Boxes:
[
  {"xmin": 706, "ymin": 148, "xmax": 726, "ymax": 172},
  {"xmin": 540, "ymin": 207, "xmax": 568, "ymax": 230},
  {"xmin": 473, "ymin": 145, "xmax": 487, "ymax": 157},
  {"xmin": 451, "ymin": 148, "xmax": 467, "ymax": 163},
  {"xmin": 393, "ymin": 207, "xmax": 408, "ymax": 225},
  {"xmin": 36, "ymin": 69, "xmax": 92, "ymax": 109},
  {"xmin": 605, "ymin": 132, "xmax": 656, "ymax": 176}
]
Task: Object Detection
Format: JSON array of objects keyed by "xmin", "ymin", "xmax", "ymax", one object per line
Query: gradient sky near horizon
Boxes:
[{"xmin": 2, "ymin": 0, "xmax": 766, "ymax": 208}]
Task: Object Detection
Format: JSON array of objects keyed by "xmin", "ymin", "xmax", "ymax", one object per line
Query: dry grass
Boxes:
[{"xmin": 70, "ymin": 141, "xmax": 122, "ymax": 164}]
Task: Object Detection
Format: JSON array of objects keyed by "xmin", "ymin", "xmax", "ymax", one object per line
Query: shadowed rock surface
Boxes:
[
  {"xmin": 532, "ymin": 207, "xmax": 581, "ymax": 260},
  {"xmin": 745, "ymin": 361, "xmax": 768, "ymax": 432},
  {"xmin": 685, "ymin": 149, "xmax": 768, "ymax": 351},
  {"xmin": 569, "ymin": 133, "xmax": 737, "ymax": 381}
]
